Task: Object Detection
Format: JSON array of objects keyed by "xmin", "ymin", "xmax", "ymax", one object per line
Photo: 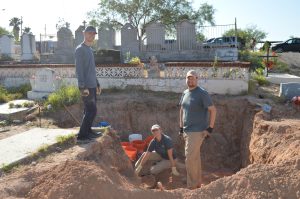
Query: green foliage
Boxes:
[
  {"xmin": 0, "ymin": 54, "xmax": 14, "ymax": 61},
  {"xmin": 9, "ymin": 17, "xmax": 21, "ymax": 41},
  {"xmin": 272, "ymin": 59, "xmax": 290, "ymax": 73},
  {"xmin": 239, "ymin": 50, "xmax": 264, "ymax": 71},
  {"xmin": 1, "ymin": 163, "xmax": 19, "ymax": 173},
  {"xmin": 56, "ymin": 134, "xmax": 76, "ymax": 145},
  {"xmin": 0, "ymin": 84, "xmax": 30, "ymax": 103},
  {"xmin": 45, "ymin": 86, "xmax": 80, "ymax": 110},
  {"xmin": 23, "ymin": 27, "xmax": 31, "ymax": 34},
  {"xmin": 129, "ymin": 56, "xmax": 142, "ymax": 65},
  {"xmin": 196, "ymin": 32, "xmax": 206, "ymax": 42},
  {"xmin": 253, "ymin": 68, "xmax": 269, "ymax": 86},
  {"xmin": 223, "ymin": 25, "xmax": 267, "ymax": 50},
  {"xmin": 0, "ymin": 26, "xmax": 10, "ymax": 36},
  {"xmin": 7, "ymin": 84, "xmax": 31, "ymax": 98},
  {"xmin": 37, "ymin": 144, "xmax": 50, "ymax": 153}
]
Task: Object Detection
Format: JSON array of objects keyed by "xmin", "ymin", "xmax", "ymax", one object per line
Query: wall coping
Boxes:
[
  {"xmin": 0, "ymin": 61, "xmax": 250, "ymax": 69},
  {"xmin": 165, "ymin": 62, "xmax": 250, "ymax": 68}
]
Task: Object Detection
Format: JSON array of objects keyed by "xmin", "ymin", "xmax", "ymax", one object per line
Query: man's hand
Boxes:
[
  {"xmin": 135, "ymin": 165, "xmax": 143, "ymax": 174},
  {"xmin": 179, "ymin": 127, "xmax": 184, "ymax": 136},
  {"xmin": 81, "ymin": 89, "xmax": 89, "ymax": 97},
  {"xmin": 96, "ymin": 86, "xmax": 101, "ymax": 95},
  {"xmin": 172, "ymin": 166, "xmax": 180, "ymax": 176}
]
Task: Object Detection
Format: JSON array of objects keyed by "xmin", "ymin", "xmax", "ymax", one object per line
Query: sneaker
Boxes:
[
  {"xmin": 76, "ymin": 135, "xmax": 92, "ymax": 143},
  {"xmin": 88, "ymin": 133, "xmax": 99, "ymax": 139},
  {"xmin": 88, "ymin": 132, "xmax": 102, "ymax": 139}
]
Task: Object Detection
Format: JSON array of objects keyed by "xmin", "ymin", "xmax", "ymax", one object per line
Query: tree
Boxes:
[
  {"xmin": 9, "ymin": 17, "xmax": 21, "ymax": 41},
  {"xmin": 0, "ymin": 26, "xmax": 10, "ymax": 36},
  {"xmin": 56, "ymin": 18, "xmax": 71, "ymax": 30},
  {"xmin": 223, "ymin": 25, "xmax": 267, "ymax": 50},
  {"xmin": 88, "ymin": 0, "xmax": 215, "ymax": 48},
  {"xmin": 23, "ymin": 27, "xmax": 32, "ymax": 34}
]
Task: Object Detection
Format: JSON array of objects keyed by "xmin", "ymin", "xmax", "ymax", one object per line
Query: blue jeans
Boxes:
[{"xmin": 78, "ymin": 88, "xmax": 97, "ymax": 138}]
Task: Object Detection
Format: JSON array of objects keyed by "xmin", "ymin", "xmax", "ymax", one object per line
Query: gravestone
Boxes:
[
  {"xmin": 121, "ymin": 23, "xmax": 139, "ymax": 59},
  {"xmin": 21, "ymin": 33, "xmax": 37, "ymax": 61},
  {"xmin": 0, "ymin": 35, "xmax": 15, "ymax": 59},
  {"xmin": 176, "ymin": 20, "xmax": 196, "ymax": 50},
  {"xmin": 74, "ymin": 25, "xmax": 85, "ymax": 48},
  {"xmin": 45, "ymin": 27, "xmax": 75, "ymax": 63},
  {"xmin": 98, "ymin": 23, "xmax": 116, "ymax": 49},
  {"xmin": 279, "ymin": 82, "xmax": 300, "ymax": 100},
  {"xmin": 145, "ymin": 22, "xmax": 165, "ymax": 51},
  {"xmin": 27, "ymin": 68, "xmax": 62, "ymax": 99}
]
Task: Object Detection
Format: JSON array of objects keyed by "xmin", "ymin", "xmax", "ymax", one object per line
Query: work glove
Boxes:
[
  {"xmin": 80, "ymin": 88, "xmax": 89, "ymax": 97},
  {"xmin": 172, "ymin": 166, "xmax": 180, "ymax": 176},
  {"xmin": 135, "ymin": 165, "xmax": 143, "ymax": 174},
  {"xmin": 96, "ymin": 86, "xmax": 101, "ymax": 95},
  {"xmin": 206, "ymin": 127, "xmax": 213, "ymax": 134}
]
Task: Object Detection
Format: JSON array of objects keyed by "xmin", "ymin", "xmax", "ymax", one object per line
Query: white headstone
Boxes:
[
  {"xmin": 145, "ymin": 22, "xmax": 165, "ymax": 50},
  {"xmin": 121, "ymin": 23, "xmax": 139, "ymax": 58},
  {"xmin": 176, "ymin": 20, "xmax": 196, "ymax": 50},
  {"xmin": 0, "ymin": 35, "xmax": 15, "ymax": 59},
  {"xmin": 57, "ymin": 27, "xmax": 74, "ymax": 49},
  {"xmin": 47, "ymin": 27, "xmax": 74, "ymax": 63},
  {"xmin": 75, "ymin": 25, "xmax": 84, "ymax": 48},
  {"xmin": 27, "ymin": 68, "xmax": 62, "ymax": 99},
  {"xmin": 98, "ymin": 23, "xmax": 116, "ymax": 49},
  {"xmin": 21, "ymin": 33, "xmax": 37, "ymax": 60},
  {"xmin": 31, "ymin": 68, "xmax": 60, "ymax": 92}
]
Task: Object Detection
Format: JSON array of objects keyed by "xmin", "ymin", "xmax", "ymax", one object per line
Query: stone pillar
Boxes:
[
  {"xmin": 98, "ymin": 23, "xmax": 116, "ymax": 49},
  {"xmin": 0, "ymin": 35, "xmax": 15, "ymax": 59},
  {"xmin": 74, "ymin": 25, "xmax": 84, "ymax": 48},
  {"xmin": 21, "ymin": 33, "xmax": 37, "ymax": 60},
  {"xmin": 176, "ymin": 20, "xmax": 196, "ymax": 50},
  {"xmin": 145, "ymin": 22, "xmax": 165, "ymax": 51}
]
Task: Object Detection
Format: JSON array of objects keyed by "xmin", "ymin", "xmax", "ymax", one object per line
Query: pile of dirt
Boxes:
[
  {"xmin": 183, "ymin": 159, "xmax": 300, "ymax": 199},
  {"xmin": 250, "ymin": 111, "xmax": 300, "ymax": 164}
]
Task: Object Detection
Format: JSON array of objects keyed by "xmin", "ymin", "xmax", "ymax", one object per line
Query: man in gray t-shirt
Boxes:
[
  {"xmin": 75, "ymin": 26, "xmax": 101, "ymax": 141},
  {"xmin": 179, "ymin": 70, "xmax": 217, "ymax": 189}
]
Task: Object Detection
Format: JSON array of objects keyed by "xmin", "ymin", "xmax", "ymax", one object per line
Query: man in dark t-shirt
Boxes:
[
  {"xmin": 179, "ymin": 70, "xmax": 217, "ymax": 189},
  {"xmin": 134, "ymin": 124, "xmax": 182, "ymax": 176}
]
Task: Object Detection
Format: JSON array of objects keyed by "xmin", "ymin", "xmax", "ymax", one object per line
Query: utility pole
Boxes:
[{"xmin": 20, "ymin": 16, "xmax": 23, "ymax": 36}]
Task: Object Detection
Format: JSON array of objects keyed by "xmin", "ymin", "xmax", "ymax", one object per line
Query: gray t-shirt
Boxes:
[
  {"xmin": 179, "ymin": 86, "xmax": 213, "ymax": 133},
  {"xmin": 147, "ymin": 134, "xmax": 176, "ymax": 160},
  {"xmin": 75, "ymin": 43, "xmax": 99, "ymax": 89}
]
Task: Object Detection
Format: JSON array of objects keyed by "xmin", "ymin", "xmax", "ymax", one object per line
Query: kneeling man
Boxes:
[{"xmin": 135, "ymin": 124, "xmax": 180, "ymax": 176}]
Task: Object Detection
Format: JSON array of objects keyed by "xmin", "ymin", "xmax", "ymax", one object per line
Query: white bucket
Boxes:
[{"xmin": 129, "ymin": 134, "xmax": 143, "ymax": 142}]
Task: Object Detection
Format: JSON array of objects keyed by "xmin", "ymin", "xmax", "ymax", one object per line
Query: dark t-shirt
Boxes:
[
  {"xmin": 179, "ymin": 86, "xmax": 213, "ymax": 132},
  {"xmin": 75, "ymin": 43, "xmax": 98, "ymax": 89},
  {"xmin": 147, "ymin": 134, "xmax": 176, "ymax": 160}
]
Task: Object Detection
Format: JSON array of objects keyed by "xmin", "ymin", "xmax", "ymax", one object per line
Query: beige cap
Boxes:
[
  {"xmin": 151, "ymin": 124, "xmax": 161, "ymax": 131},
  {"xmin": 186, "ymin": 70, "xmax": 198, "ymax": 78}
]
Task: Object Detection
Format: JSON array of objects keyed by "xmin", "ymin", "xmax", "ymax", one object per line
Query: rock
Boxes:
[
  {"xmin": 295, "ymin": 159, "xmax": 300, "ymax": 170},
  {"xmin": 279, "ymin": 82, "xmax": 300, "ymax": 100}
]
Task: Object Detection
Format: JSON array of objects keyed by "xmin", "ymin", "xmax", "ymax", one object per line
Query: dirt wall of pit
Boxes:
[{"xmin": 48, "ymin": 90, "xmax": 258, "ymax": 172}]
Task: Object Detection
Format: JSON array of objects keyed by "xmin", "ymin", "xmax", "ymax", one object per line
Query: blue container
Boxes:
[{"xmin": 98, "ymin": 121, "xmax": 110, "ymax": 127}]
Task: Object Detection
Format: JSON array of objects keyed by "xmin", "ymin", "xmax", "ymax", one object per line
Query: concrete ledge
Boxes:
[
  {"xmin": 267, "ymin": 73, "xmax": 300, "ymax": 84},
  {"xmin": 0, "ymin": 128, "xmax": 76, "ymax": 167}
]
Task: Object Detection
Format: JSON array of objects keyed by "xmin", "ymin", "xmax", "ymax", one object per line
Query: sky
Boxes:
[{"xmin": 0, "ymin": 0, "xmax": 299, "ymax": 42}]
